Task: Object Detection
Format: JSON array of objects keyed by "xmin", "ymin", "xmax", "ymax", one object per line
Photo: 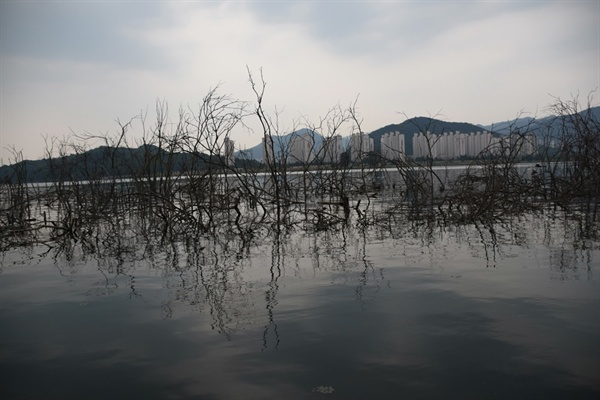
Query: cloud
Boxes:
[{"xmin": 1, "ymin": 1, "xmax": 168, "ymax": 70}]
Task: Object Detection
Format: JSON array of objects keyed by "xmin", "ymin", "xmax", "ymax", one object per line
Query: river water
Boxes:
[{"xmin": 1, "ymin": 205, "xmax": 598, "ymax": 400}]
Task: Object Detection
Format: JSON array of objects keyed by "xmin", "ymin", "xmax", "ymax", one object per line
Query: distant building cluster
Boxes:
[
  {"xmin": 251, "ymin": 129, "xmax": 539, "ymax": 166},
  {"xmin": 413, "ymin": 131, "xmax": 496, "ymax": 160},
  {"xmin": 412, "ymin": 130, "xmax": 538, "ymax": 160},
  {"xmin": 261, "ymin": 131, "xmax": 317, "ymax": 165}
]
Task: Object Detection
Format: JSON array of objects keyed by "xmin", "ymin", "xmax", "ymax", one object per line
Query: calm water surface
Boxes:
[{"xmin": 1, "ymin": 213, "xmax": 598, "ymax": 399}]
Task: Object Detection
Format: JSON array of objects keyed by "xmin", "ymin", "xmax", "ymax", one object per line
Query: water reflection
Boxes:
[{"xmin": 1, "ymin": 209, "xmax": 598, "ymax": 399}]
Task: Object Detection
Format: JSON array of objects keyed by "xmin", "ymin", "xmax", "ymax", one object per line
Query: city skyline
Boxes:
[{"xmin": 257, "ymin": 125, "xmax": 538, "ymax": 165}]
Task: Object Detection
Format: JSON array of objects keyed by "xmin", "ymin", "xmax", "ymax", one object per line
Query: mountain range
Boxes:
[{"xmin": 479, "ymin": 106, "xmax": 600, "ymax": 135}]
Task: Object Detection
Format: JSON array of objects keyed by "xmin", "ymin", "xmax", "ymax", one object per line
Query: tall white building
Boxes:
[
  {"xmin": 349, "ymin": 133, "xmax": 374, "ymax": 161},
  {"xmin": 223, "ymin": 137, "xmax": 235, "ymax": 167},
  {"xmin": 508, "ymin": 133, "xmax": 538, "ymax": 158},
  {"xmin": 412, "ymin": 131, "xmax": 437, "ymax": 159},
  {"xmin": 521, "ymin": 134, "xmax": 538, "ymax": 157},
  {"xmin": 322, "ymin": 135, "xmax": 343, "ymax": 164},
  {"xmin": 381, "ymin": 131, "xmax": 406, "ymax": 161},
  {"xmin": 288, "ymin": 132, "xmax": 315, "ymax": 164}
]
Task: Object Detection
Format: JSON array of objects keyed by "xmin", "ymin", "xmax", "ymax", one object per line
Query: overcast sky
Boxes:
[{"xmin": 1, "ymin": 0, "xmax": 598, "ymax": 164}]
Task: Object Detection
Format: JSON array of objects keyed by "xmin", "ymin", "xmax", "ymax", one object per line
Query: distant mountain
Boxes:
[
  {"xmin": 479, "ymin": 106, "xmax": 600, "ymax": 137},
  {"xmin": 0, "ymin": 144, "xmax": 220, "ymax": 183},
  {"xmin": 0, "ymin": 145, "xmax": 142, "ymax": 184},
  {"xmin": 478, "ymin": 117, "xmax": 536, "ymax": 134}
]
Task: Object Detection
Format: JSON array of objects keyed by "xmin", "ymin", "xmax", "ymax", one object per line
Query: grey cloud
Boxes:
[
  {"xmin": 245, "ymin": 1, "xmax": 593, "ymax": 61},
  {"xmin": 0, "ymin": 1, "xmax": 171, "ymax": 70},
  {"xmin": 246, "ymin": 2, "xmax": 381, "ymax": 53}
]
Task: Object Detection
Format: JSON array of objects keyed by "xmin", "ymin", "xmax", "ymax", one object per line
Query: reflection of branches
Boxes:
[
  {"xmin": 263, "ymin": 231, "xmax": 282, "ymax": 350},
  {"xmin": 543, "ymin": 209, "xmax": 597, "ymax": 280},
  {"xmin": 473, "ymin": 220, "xmax": 498, "ymax": 269},
  {"xmin": 354, "ymin": 228, "xmax": 383, "ymax": 309},
  {"xmin": 177, "ymin": 235, "xmax": 253, "ymax": 339}
]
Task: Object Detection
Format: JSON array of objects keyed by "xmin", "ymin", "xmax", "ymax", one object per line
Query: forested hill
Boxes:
[
  {"xmin": 0, "ymin": 145, "xmax": 161, "ymax": 183},
  {"xmin": 0, "ymin": 144, "xmax": 259, "ymax": 184}
]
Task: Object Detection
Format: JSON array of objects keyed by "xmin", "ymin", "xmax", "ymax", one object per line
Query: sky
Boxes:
[{"xmin": 1, "ymin": 0, "xmax": 598, "ymax": 164}]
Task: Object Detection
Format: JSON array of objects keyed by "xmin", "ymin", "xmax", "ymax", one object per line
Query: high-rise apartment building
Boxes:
[
  {"xmin": 350, "ymin": 133, "xmax": 374, "ymax": 161},
  {"xmin": 381, "ymin": 131, "xmax": 406, "ymax": 161},
  {"xmin": 322, "ymin": 135, "xmax": 343, "ymax": 164},
  {"xmin": 288, "ymin": 132, "xmax": 315, "ymax": 164},
  {"xmin": 223, "ymin": 137, "xmax": 235, "ymax": 167}
]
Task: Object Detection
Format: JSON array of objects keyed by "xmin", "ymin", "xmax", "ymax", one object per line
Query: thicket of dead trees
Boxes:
[{"xmin": 1, "ymin": 77, "xmax": 598, "ymax": 251}]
